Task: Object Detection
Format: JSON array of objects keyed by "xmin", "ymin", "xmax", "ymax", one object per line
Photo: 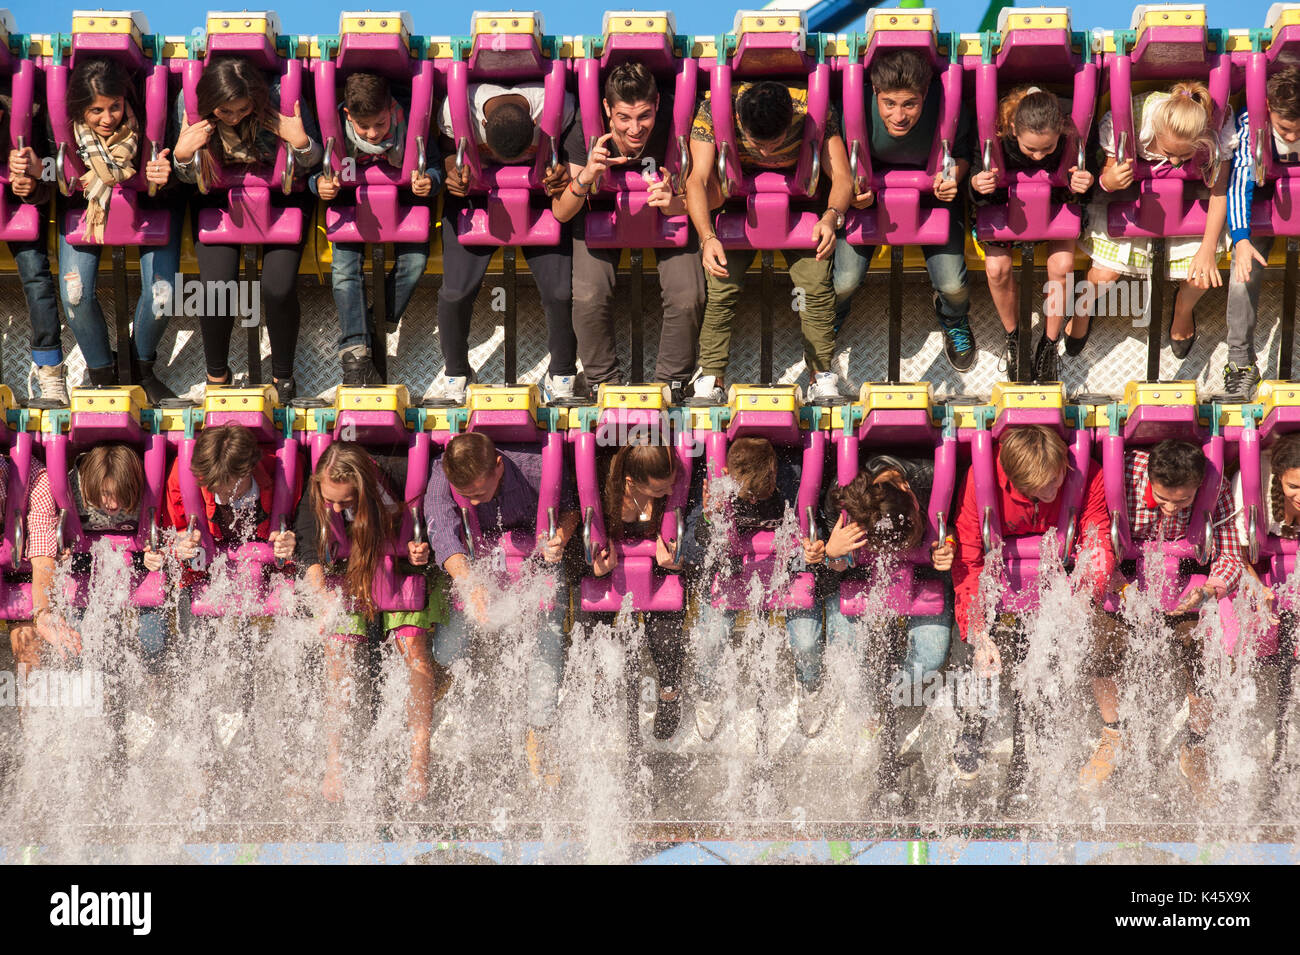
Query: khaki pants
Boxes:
[
  {"xmin": 698, "ymin": 248, "xmax": 836, "ymax": 379},
  {"xmin": 1089, "ymin": 611, "xmax": 1206, "ymax": 696}
]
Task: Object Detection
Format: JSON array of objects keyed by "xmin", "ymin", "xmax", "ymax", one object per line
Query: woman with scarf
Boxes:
[
  {"xmin": 58, "ymin": 57, "xmax": 182, "ymax": 403},
  {"xmin": 171, "ymin": 55, "xmax": 322, "ymax": 404},
  {"xmin": 313, "ymin": 71, "xmax": 438, "ymax": 386}
]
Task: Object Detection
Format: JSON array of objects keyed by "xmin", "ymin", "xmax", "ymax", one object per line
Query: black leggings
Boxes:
[
  {"xmin": 580, "ymin": 609, "xmax": 688, "ymax": 690},
  {"xmin": 194, "ymin": 240, "xmax": 306, "ymax": 381}
]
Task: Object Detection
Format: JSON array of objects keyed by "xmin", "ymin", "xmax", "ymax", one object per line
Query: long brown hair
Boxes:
[
  {"xmin": 68, "ymin": 57, "xmax": 142, "ymax": 133},
  {"xmin": 1269, "ymin": 433, "xmax": 1300, "ymax": 529},
  {"xmin": 603, "ymin": 443, "xmax": 678, "ymax": 541},
  {"xmin": 997, "ymin": 85, "xmax": 1074, "ymax": 144},
  {"xmin": 196, "ymin": 55, "xmax": 278, "ymax": 165},
  {"xmin": 832, "ymin": 471, "xmax": 923, "ymax": 553},
  {"xmin": 310, "ymin": 442, "xmax": 399, "ymax": 619},
  {"xmin": 77, "ymin": 443, "xmax": 143, "ymax": 513}
]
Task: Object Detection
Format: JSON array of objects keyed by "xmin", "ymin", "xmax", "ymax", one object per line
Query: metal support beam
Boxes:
[
  {"xmin": 760, "ymin": 250, "xmax": 774, "ymax": 384},
  {"xmin": 888, "ymin": 246, "xmax": 903, "ymax": 383},
  {"xmin": 503, "ymin": 246, "xmax": 518, "ymax": 385},
  {"xmin": 1147, "ymin": 238, "xmax": 1166, "ymax": 382},
  {"xmin": 629, "ymin": 248, "xmax": 644, "ymax": 383},
  {"xmin": 1017, "ymin": 242, "xmax": 1034, "ymax": 382},
  {"xmin": 112, "ymin": 246, "xmax": 132, "ymax": 386},
  {"xmin": 244, "ymin": 246, "xmax": 262, "ymax": 385},
  {"xmin": 1283, "ymin": 239, "xmax": 1298, "ymax": 380}
]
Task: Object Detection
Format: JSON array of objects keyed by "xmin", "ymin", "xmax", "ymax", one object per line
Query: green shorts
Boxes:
[{"xmin": 336, "ymin": 574, "xmax": 450, "ymax": 638}]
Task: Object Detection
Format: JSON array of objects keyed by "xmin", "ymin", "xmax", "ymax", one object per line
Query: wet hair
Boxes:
[
  {"xmin": 310, "ymin": 441, "xmax": 398, "ymax": 619},
  {"xmin": 441, "ymin": 432, "xmax": 499, "ymax": 490},
  {"xmin": 998, "ymin": 85, "xmax": 1074, "ymax": 143},
  {"xmin": 1147, "ymin": 439, "xmax": 1206, "ymax": 491},
  {"xmin": 603, "ymin": 443, "xmax": 678, "ymax": 541},
  {"xmin": 999, "ymin": 425, "xmax": 1068, "ymax": 497},
  {"xmin": 869, "ymin": 49, "xmax": 932, "ymax": 96},
  {"xmin": 1267, "ymin": 66, "xmax": 1300, "ymax": 122},
  {"xmin": 726, "ymin": 436, "xmax": 776, "ymax": 500},
  {"xmin": 343, "ymin": 72, "xmax": 392, "ymax": 118},
  {"xmin": 604, "ymin": 61, "xmax": 658, "ymax": 107},
  {"xmin": 77, "ymin": 443, "xmax": 143, "ymax": 514},
  {"xmin": 1269, "ymin": 432, "xmax": 1300, "ymax": 527},
  {"xmin": 190, "ymin": 424, "xmax": 262, "ymax": 492},
  {"xmin": 736, "ymin": 81, "xmax": 794, "ymax": 142},
  {"xmin": 1150, "ymin": 80, "xmax": 1220, "ymax": 185},
  {"xmin": 68, "ymin": 57, "xmax": 139, "ymax": 131},
  {"xmin": 196, "ymin": 56, "xmax": 277, "ymax": 164},
  {"xmin": 833, "ymin": 470, "xmax": 923, "ymax": 553},
  {"xmin": 483, "ymin": 102, "xmax": 535, "ymax": 161}
]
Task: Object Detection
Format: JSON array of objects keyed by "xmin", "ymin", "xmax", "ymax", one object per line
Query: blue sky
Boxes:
[{"xmin": 6, "ymin": 0, "xmax": 1283, "ymax": 38}]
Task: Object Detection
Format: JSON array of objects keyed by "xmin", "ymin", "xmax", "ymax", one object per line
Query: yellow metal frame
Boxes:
[
  {"xmin": 335, "ymin": 384, "xmax": 410, "ymax": 414},
  {"xmin": 465, "ymin": 383, "xmax": 540, "ymax": 419},
  {"xmin": 992, "ymin": 382, "xmax": 1066, "ymax": 413},
  {"xmin": 597, "ymin": 384, "xmax": 672, "ymax": 411},
  {"xmin": 71, "ymin": 11, "xmax": 146, "ymax": 49},
  {"xmin": 203, "ymin": 386, "xmax": 276, "ymax": 422},
  {"xmin": 69, "ymin": 385, "xmax": 147, "ymax": 420},
  {"xmin": 728, "ymin": 384, "xmax": 801, "ymax": 416},
  {"xmin": 867, "ymin": 9, "xmax": 938, "ymax": 41},
  {"xmin": 1255, "ymin": 380, "xmax": 1300, "ymax": 417},
  {"xmin": 604, "ymin": 13, "xmax": 674, "ymax": 38},
  {"xmin": 206, "ymin": 12, "xmax": 279, "ymax": 43},
  {"xmin": 858, "ymin": 382, "xmax": 933, "ymax": 415},
  {"xmin": 472, "ymin": 13, "xmax": 542, "ymax": 39},
  {"xmin": 1122, "ymin": 380, "xmax": 1198, "ymax": 407},
  {"xmin": 1132, "ymin": 5, "xmax": 1207, "ymax": 35}
]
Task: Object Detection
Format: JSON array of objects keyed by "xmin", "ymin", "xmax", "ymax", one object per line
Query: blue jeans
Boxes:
[
  {"xmin": 432, "ymin": 574, "xmax": 569, "ymax": 729},
  {"xmin": 9, "ymin": 219, "xmax": 63, "ymax": 366},
  {"xmin": 331, "ymin": 241, "xmax": 428, "ymax": 352},
  {"xmin": 695, "ymin": 604, "xmax": 827, "ymax": 693},
  {"xmin": 832, "ymin": 210, "xmax": 970, "ymax": 330},
  {"xmin": 783, "ymin": 585, "xmax": 955, "ymax": 693},
  {"xmin": 57, "ymin": 228, "xmax": 183, "ymax": 369},
  {"xmin": 70, "ymin": 605, "xmax": 169, "ymax": 675}
]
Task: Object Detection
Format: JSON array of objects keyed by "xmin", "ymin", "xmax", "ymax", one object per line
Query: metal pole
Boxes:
[
  {"xmin": 630, "ymin": 248, "xmax": 644, "ymax": 383},
  {"xmin": 1147, "ymin": 238, "xmax": 1166, "ymax": 382},
  {"xmin": 503, "ymin": 246, "xmax": 517, "ymax": 385},
  {"xmin": 761, "ymin": 251, "xmax": 775, "ymax": 384},
  {"xmin": 112, "ymin": 247, "xmax": 133, "ymax": 385},
  {"xmin": 1017, "ymin": 242, "xmax": 1034, "ymax": 382},
  {"xmin": 1282, "ymin": 239, "xmax": 1298, "ymax": 380},
  {"xmin": 244, "ymin": 246, "xmax": 262, "ymax": 385},
  {"xmin": 889, "ymin": 246, "xmax": 903, "ymax": 383}
]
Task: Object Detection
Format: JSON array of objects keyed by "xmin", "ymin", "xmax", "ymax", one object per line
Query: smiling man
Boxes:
[
  {"xmin": 834, "ymin": 49, "xmax": 977, "ymax": 372},
  {"xmin": 553, "ymin": 62, "xmax": 704, "ymax": 396}
]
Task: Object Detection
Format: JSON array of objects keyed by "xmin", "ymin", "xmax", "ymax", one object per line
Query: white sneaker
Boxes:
[
  {"xmin": 695, "ymin": 694, "xmax": 726, "ymax": 742},
  {"xmin": 797, "ymin": 683, "xmax": 831, "ymax": 738},
  {"xmin": 808, "ymin": 371, "xmax": 847, "ymax": 402},
  {"xmin": 123, "ymin": 709, "xmax": 158, "ymax": 759},
  {"xmin": 691, "ymin": 373, "xmax": 725, "ymax": 404},
  {"xmin": 33, "ymin": 363, "xmax": 68, "ymax": 404},
  {"xmin": 213, "ymin": 709, "xmax": 246, "ymax": 749},
  {"xmin": 543, "ymin": 373, "xmax": 578, "ymax": 403},
  {"xmin": 181, "ymin": 372, "xmax": 248, "ymax": 404},
  {"xmin": 425, "ymin": 373, "xmax": 470, "ymax": 404}
]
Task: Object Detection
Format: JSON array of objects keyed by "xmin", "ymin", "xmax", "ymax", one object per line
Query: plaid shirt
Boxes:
[
  {"xmin": 0, "ymin": 457, "xmax": 59, "ymax": 561},
  {"xmin": 1124, "ymin": 449, "xmax": 1245, "ymax": 592}
]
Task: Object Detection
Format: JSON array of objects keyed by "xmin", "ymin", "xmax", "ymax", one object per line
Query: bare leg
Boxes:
[
  {"xmin": 984, "ymin": 246, "xmax": 1017, "ymax": 334},
  {"xmin": 397, "ymin": 631, "xmax": 435, "ymax": 803},
  {"xmin": 323, "ymin": 638, "xmax": 359, "ymax": 803}
]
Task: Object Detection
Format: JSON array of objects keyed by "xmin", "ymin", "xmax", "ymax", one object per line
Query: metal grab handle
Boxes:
[
  {"xmin": 546, "ymin": 506, "xmax": 558, "ymax": 544},
  {"xmin": 941, "ymin": 139, "xmax": 955, "ymax": 181},
  {"xmin": 936, "ymin": 511, "xmax": 947, "ymax": 544},
  {"xmin": 1077, "ymin": 139, "xmax": 1087, "ymax": 175},
  {"xmin": 716, "ymin": 140, "xmax": 734, "ymax": 199},
  {"xmin": 1247, "ymin": 504, "xmax": 1259, "ymax": 564},
  {"xmin": 186, "ymin": 514, "xmax": 203, "ymax": 570},
  {"xmin": 981, "ymin": 506, "xmax": 994, "ymax": 554},
  {"xmin": 586, "ymin": 134, "xmax": 604, "ymax": 192},
  {"xmin": 849, "ymin": 140, "xmax": 865, "ymax": 194},
  {"xmin": 806, "ymin": 505, "xmax": 819, "ymax": 543},
  {"xmin": 147, "ymin": 506, "xmax": 159, "ymax": 553},
  {"xmin": 1255, "ymin": 130, "xmax": 1267, "ymax": 188},
  {"xmin": 416, "ymin": 135, "xmax": 427, "ymax": 178},
  {"xmin": 673, "ymin": 506, "xmax": 685, "ymax": 561},
  {"xmin": 322, "ymin": 136, "xmax": 336, "ymax": 180},
  {"xmin": 1110, "ymin": 512, "xmax": 1124, "ymax": 562},
  {"xmin": 550, "ymin": 140, "xmax": 559, "ymax": 172},
  {"xmin": 12, "ymin": 522, "xmax": 23, "ymax": 569},
  {"xmin": 1062, "ymin": 506, "xmax": 1077, "ymax": 560},
  {"xmin": 56, "ymin": 142, "xmax": 73, "ymax": 196},
  {"xmin": 982, "ymin": 138, "xmax": 993, "ymax": 175},
  {"xmin": 281, "ymin": 146, "xmax": 296, "ymax": 196},
  {"xmin": 582, "ymin": 505, "xmax": 595, "ymax": 564},
  {"xmin": 806, "ymin": 139, "xmax": 821, "ymax": 196},
  {"xmin": 148, "ymin": 142, "xmax": 160, "ymax": 198},
  {"xmin": 675, "ymin": 134, "xmax": 691, "ymax": 195},
  {"xmin": 455, "ymin": 136, "xmax": 470, "ymax": 180},
  {"xmin": 320, "ymin": 525, "xmax": 334, "ymax": 567},
  {"xmin": 413, "ymin": 506, "xmax": 427, "ymax": 546},
  {"xmin": 193, "ymin": 147, "xmax": 211, "ymax": 195},
  {"xmin": 275, "ymin": 515, "xmax": 289, "ymax": 569},
  {"xmin": 1116, "ymin": 130, "xmax": 1128, "ymax": 167},
  {"xmin": 1195, "ymin": 514, "xmax": 1213, "ymax": 566},
  {"xmin": 459, "ymin": 505, "xmax": 476, "ymax": 562},
  {"xmin": 55, "ymin": 508, "xmax": 68, "ymax": 555}
]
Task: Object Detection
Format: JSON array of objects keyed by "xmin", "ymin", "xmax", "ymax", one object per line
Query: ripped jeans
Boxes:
[{"xmin": 57, "ymin": 229, "xmax": 183, "ymax": 369}]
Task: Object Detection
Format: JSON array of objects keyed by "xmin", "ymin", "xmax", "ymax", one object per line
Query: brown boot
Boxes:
[
  {"xmin": 1179, "ymin": 741, "xmax": 1215, "ymax": 805},
  {"xmin": 431, "ymin": 660, "xmax": 453, "ymax": 706},
  {"xmin": 525, "ymin": 727, "xmax": 561, "ymax": 788},
  {"xmin": 1079, "ymin": 725, "xmax": 1123, "ymax": 793}
]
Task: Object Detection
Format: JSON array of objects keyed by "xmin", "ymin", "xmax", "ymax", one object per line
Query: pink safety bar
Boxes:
[
  {"xmin": 710, "ymin": 31, "xmax": 832, "ymax": 249},
  {"xmin": 972, "ymin": 30, "xmax": 1099, "ymax": 242},
  {"xmin": 0, "ymin": 56, "xmax": 41, "ymax": 241},
  {"xmin": 576, "ymin": 416, "xmax": 693, "ymax": 612},
  {"xmin": 700, "ymin": 414, "xmax": 823, "ymax": 612},
  {"xmin": 445, "ymin": 30, "xmax": 567, "ymax": 246},
  {"xmin": 840, "ymin": 38, "xmax": 961, "ymax": 246},
  {"xmin": 183, "ymin": 44, "xmax": 306, "ymax": 244},
  {"xmin": 45, "ymin": 32, "xmax": 172, "ymax": 245},
  {"xmin": 447, "ymin": 412, "xmax": 563, "ymax": 611},
  {"xmin": 1242, "ymin": 31, "xmax": 1300, "ymax": 237},
  {"xmin": 575, "ymin": 34, "xmax": 697, "ymax": 248},
  {"xmin": 313, "ymin": 36, "xmax": 435, "ymax": 243},
  {"xmin": 833, "ymin": 407, "xmax": 955, "ymax": 616},
  {"xmin": 971, "ymin": 409, "xmax": 1093, "ymax": 615},
  {"xmin": 40, "ymin": 412, "xmax": 168, "ymax": 608},
  {"xmin": 1104, "ymin": 28, "xmax": 1232, "ymax": 239}
]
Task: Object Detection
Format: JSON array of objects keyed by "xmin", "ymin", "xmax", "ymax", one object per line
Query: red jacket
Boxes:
[{"xmin": 951, "ymin": 450, "xmax": 1113, "ymax": 640}]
